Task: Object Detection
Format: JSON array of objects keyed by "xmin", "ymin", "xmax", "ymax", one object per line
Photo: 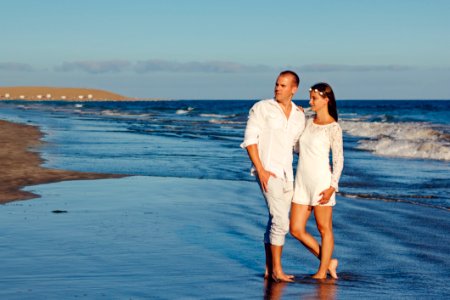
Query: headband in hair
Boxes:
[{"xmin": 309, "ymin": 88, "xmax": 325, "ymax": 96}]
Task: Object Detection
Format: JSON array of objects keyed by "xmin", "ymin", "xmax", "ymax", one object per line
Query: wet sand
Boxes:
[
  {"xmin": 1, "ymin": 176, "xmax": 449, "ymax": 298},
  {"xmin": 0, "ymin": 120, "xmax": 123, "ymax": 203}
]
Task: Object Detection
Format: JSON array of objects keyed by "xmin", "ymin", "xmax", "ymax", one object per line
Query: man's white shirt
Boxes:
[{"xmin": 241, "ymin": 99, "xmax": 306, "ymax": 181}]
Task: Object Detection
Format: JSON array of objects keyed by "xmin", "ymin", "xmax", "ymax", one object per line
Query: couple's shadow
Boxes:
[{"xmin": 264, "ymin": 274, "xmax": 337, "ymax": 300}]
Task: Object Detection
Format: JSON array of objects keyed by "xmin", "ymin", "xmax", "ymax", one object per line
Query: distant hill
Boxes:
[{"xmin": 0, "ymin": 86, "xmax": 133, "ymax": 101}]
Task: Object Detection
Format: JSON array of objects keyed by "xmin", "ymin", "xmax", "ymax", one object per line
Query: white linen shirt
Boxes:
[{"xmin": 241, "ymin": 99, "xmax": 306, "ymax": 181}]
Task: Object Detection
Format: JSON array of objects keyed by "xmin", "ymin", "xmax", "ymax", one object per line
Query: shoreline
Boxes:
[{"xmin": 0, "ymin": 119, "xmax": 124, "ymax": 203}]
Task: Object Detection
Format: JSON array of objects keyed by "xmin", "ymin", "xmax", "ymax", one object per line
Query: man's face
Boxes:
[{"xmin": 274, "ymin": 75, "xmax": 297, "ymax": 102}]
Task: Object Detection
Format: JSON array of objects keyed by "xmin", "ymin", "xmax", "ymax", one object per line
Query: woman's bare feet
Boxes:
[
  {"xmin": 311, "ymin": 272, "xmax": 327, "ymax": 279},
  {"xmin": 328, "ymin": 259, "xmax": 339, "ymax": 279},
  {"xmin": 311, "ymin": 259, "xmax": 338, "ymax": 279}
]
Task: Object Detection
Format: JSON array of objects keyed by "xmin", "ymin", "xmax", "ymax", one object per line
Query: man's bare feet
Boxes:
[
  {"xmin": 272, "ymin": 271, "xmax": 295, "ymax": 282},
  {"xmin": 328, "ymin": 259, "xmax": 339, "ymax": 279}
]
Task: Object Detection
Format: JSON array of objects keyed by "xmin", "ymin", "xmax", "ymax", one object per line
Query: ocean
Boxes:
[
  {"xmin": 0, "ymin": 99, "xmax": 449, "ymax": 299},
  {"xmin": 0, "ymin": 99, "xmax": 448, "ymax": 209}
]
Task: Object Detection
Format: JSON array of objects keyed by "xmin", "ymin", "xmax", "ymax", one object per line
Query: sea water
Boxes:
[
  {"xmin": 0, "ymin": 99, "xmax": 448, "ymax": 209},
  {"xmin": 0, "ymin": 99, "xmax": 449, "ymax": 299}
]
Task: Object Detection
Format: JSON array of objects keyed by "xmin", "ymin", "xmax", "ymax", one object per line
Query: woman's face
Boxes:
[{"xmin": 309, "ymin": 90, "xmax": 328, "ymax": 112}]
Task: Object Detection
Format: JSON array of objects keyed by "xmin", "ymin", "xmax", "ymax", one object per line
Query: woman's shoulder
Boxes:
[
  {"xmin": 328, "ymin": 122, "xmax": 343, "ymax": 138},
  {"xmin": 335, "ymin": 122, "xmax": 343, "ymax": 132},
  {"xmin": 308, "ymin": 118, "xmax": 340, "ymax": 128},
  {"xmin": 330, "ymin": 121, "xmax": 342, "ymax": 129}
]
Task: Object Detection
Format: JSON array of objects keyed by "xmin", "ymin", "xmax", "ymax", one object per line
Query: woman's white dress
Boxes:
[{"xmin": 293, "ymin": 119, "xmax": 344, "ymax": 206}]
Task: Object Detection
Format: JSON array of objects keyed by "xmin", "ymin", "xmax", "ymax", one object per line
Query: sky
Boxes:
[{"xmin": 1, "ymin": 0, "xmax": 449, "ymax": 100}]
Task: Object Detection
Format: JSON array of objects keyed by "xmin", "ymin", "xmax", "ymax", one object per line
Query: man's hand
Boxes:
[
  {"xmin": 258, "ymin": 169, "xmax": 276, "ymax": 193},
  {"xmin": 318, "ymin": 187, "xmax": 335, "ymax": 205},
  {"xmin": 246, "ymin": 144, "xmax": 276, "ymax": 193}
]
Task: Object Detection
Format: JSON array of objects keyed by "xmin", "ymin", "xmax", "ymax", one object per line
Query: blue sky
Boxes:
[{"xmin": 1, "ymin": 0, "xmax": 449, "ymax": 99}]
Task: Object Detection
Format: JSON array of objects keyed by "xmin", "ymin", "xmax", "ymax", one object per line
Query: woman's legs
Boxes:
[
  {"xmin": 312, "ymin": 206, "xmax": 335, "ymax": 279},
  {"xmin": 290, "ymin": 204, "xmax": 317, "ymax": 254},
  {"xmin": 290, "ymin": 203, "xmax": 338, "ymax": 279}
]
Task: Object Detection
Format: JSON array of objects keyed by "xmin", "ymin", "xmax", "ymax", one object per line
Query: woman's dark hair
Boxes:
[{"xmin": 310, "ymin": 82, "xmax": 338, "ymax": 121}]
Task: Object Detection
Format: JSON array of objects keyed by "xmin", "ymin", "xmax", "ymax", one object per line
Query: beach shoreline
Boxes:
[{"xmin": 0, "ymin": 119, "xmax": 124, "ymax": 203}]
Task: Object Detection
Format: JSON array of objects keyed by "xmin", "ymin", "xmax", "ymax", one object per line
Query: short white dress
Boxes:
[{"xmin": 292, "ymin": 119, "xmax": 344, "ymax": 206}]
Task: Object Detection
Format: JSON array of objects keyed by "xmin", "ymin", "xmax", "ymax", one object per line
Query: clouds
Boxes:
[
  {"xmin": 52, "ymin": 60, "xmax": 416, "ymax": 74},
  {"xmin": 54, "ymin": 60, "xmax": 132, "ymax": 74},
  {"xmin": 51, "ymin": 59, "xmax": 272, "ymax": 74},
  {"xmin": 299, "ymin": 64, "xmax": 414, "ymax": 72},
  {"xmin": 134, "ymin": 59, "xmax": 272, "ymax": 73},
  {"xmin": 0, "ymin": 62, "xmax": 34, "ymax": 72},
  {"xmin": 1, "ymin": 60, "xmax": 419, "ymax": 75}
]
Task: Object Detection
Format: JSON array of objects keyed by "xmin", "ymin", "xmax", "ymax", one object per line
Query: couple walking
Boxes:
[{"xmin": 241, "ymin": 71, "xmax": 344, "ymax": 282}]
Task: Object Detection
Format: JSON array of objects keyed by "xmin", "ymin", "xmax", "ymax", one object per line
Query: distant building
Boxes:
[
  {"xmin": 87, "ymin": 94, "xmax": 93, "ymax": 99},
  {"xmin": 37, "ymin": 95, "xmax": 42, "ymax": 99},
  {"xmin": 61, "ymin": 95, "xmax": 66, "ymax": 100},
  {"xmin": 4, "ymin": 93, "xmax": 10, "ymax": 98},
  {"xmin": 46, "ymin": 94, "xmax": 52, "ymax": 99},
  {"xmin": 78, "ymin": 95, "xmax": 84, "ymax": 100},
  {"xmin": 19, "ymin": 95, "xmax": 25, "ymax": 99}
]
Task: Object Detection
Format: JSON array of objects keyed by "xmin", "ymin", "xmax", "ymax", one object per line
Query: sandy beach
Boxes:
[{"xmin": 0, "ymin": 120, "xmax": 122, "ymax": 203}]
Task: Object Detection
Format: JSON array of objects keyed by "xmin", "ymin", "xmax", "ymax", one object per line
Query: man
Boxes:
[{"xmin": 241, "ymin": 70, "xmax": 305, "ymax": 282}]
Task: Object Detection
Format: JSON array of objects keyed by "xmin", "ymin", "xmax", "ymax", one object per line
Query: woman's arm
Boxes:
[{"xmin": 330, "ymin": 123, "xmax": 344, "ymax": 192}]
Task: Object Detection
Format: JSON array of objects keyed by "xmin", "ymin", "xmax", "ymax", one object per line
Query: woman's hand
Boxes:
[{"xmin": 318, "ymin": 187, "xmax": 335, "ymax": 205}]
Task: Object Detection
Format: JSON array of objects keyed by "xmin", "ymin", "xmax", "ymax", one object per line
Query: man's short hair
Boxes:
[{"xmin": 279, "ymin": 70, "xmax": 300, "ymax": 87}]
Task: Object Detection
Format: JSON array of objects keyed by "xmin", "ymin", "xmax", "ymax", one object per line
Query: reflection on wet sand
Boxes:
[
  {"xmin": 263, "ymin": 279, "xmax": 288, "ymax": 300},
  {"xmin": 264, "ymin": 277, "xmax": 337, "ymax": 300}
]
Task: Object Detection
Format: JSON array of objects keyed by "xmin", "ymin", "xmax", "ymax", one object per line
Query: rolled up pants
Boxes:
[{"xmin": 258, "ymin": 176, "xmax": 293, "ymax": 246}]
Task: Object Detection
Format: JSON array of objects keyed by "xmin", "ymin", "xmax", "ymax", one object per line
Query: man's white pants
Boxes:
[{"xmin": 258, "ymin": 176, "xmax": 293, "ymax": 246}]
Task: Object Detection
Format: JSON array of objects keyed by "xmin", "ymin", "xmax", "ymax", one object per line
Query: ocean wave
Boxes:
[
  {"xmin": 175, "ymin": 107, "xmax": 194, "ymax": 114},
  {"xmin": 208, "ymin": 119, "xmax": 243, "ymax": 125},
  {"xmin": 100, "ymin": 110, "xmax": 151, "ymax": 119},
  {"xmin": 339, "ymin": 192, "xmax": 449, "ymax": 211},
  {"xmin": 200, "ymin": 113, "xmax": 236, "ymax": 118},
  {"xmin": 340, "ymin": 120, "xmax": 450, "ymax": 161}
]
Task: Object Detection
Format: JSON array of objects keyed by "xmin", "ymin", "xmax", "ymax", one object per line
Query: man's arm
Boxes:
[{"xmin": 246, "ymin": 144, "xmax": 275, "ymax": 193}]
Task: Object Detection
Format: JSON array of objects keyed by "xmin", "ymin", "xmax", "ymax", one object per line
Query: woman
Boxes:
[{"xmin": 290, "ymin": 82, "xmax": 343, "ymax": 279}]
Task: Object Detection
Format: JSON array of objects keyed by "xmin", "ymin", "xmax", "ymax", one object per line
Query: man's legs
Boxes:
[{"xmin": 261, "ymin": 177, "xmax": 294, "ymax": 282}]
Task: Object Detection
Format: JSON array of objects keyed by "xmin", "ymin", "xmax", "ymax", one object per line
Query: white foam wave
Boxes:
[
  {"xmin": 200, "ymin": 113, "xmax": 235, "ymax": 118},
  {"xmin": 101, "ymin": 110, "xmax": 129, "ymax": 117},
  {"xmin": 100, "ymin": 110, "xmax": 151, "ymax": 119},
  {"xmin": 340, "ymin": 120, "xmax": 450, "ymax": 161},
  {"xmin": 176, "ymin": 107, "xmax": 194, "ymax": 114},
  {"xmin": 208, "ymin": 119, "xmax": 243, "ymax": 125},
  {"xmin": 340, "ymin": 112, "xmax": 364, "ymax": 121}
]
